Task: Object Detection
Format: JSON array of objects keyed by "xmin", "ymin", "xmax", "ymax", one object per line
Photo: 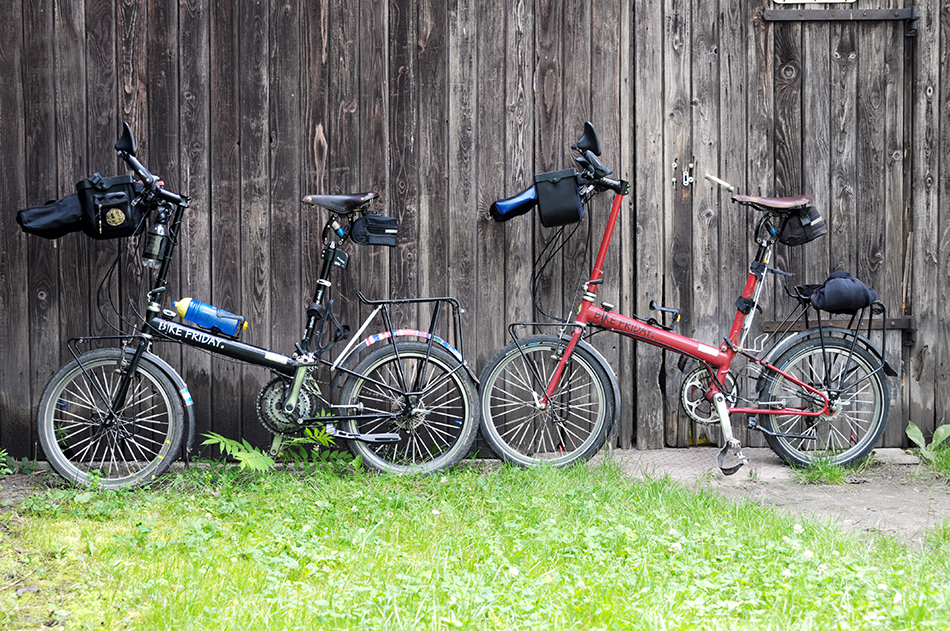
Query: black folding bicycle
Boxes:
[{"xmin": 35, "ymin": 124, "xmax": 478, "ymax": 489}]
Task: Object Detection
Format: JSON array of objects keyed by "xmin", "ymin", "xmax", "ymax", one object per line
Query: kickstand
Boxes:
[{"xmin": 717, "ymin": 439, "xmax": 748, "ymax": 476}]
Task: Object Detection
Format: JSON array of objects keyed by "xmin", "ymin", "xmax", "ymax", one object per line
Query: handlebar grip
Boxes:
[
  {"xmin": 121, "ymin": 152, "xmax": 156, "ymax": 186},
  {"xmin": 488, "ymin": 186, "xmax": 537, "ymax": 222}
]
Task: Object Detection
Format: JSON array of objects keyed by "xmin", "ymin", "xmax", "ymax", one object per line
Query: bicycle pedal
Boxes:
[{"xmin": 717, "ymin": 439, "xmax": 748, "ymax": 476}]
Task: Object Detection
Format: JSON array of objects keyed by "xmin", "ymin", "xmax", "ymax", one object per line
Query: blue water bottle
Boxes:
[{"xmin": 174, "ymin": 298, "xmax": 248, "ymax": 338}]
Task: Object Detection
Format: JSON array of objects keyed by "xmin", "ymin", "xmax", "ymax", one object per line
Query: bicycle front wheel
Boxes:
[
  {"xmin": 37, "ymin": 348, "xmax": 184, "ymax": 489},
  {"xmin": 758, "ymin": 337, "xmax": 889, "ymax": 467},
  {"xmin": 479, "ymin": 335, "xmax": 615, "ymax": 467},
  {"xmin": 339, "ymin": 341, "xmax": 478, "ymax": 474}
]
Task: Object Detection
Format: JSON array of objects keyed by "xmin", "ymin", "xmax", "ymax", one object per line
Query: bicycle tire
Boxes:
[
  {"xmin": 37, "ymin": 348, "xmax": 185, "ymax": 489},
  {"xmin": 479, "ymin": 334, "xmax": 615, "ymax": 467},
  {"xmin": 338, "ymin": 341, "xmax": 478, "ymax": 474},
  {"xmin": 758, "ymin": 336, "xmax": 889, "ymax": 467}
]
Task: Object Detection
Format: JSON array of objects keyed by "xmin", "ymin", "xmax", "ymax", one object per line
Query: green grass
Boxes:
[
  {"xmin": 931, "ymin": 445, "xmax": 950, "ymax": 479},
  {"xmin": 3, "ymin": 463, "xmax": 950, "ymax": 630},
  {"xmin": 790, "ymin": 459, "xmax": 848, "ymax": 485}
]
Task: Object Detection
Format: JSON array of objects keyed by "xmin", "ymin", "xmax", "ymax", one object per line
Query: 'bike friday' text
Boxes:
[{"xmin": 154, "ymin": 318, "xmax": 225, "ymax": 349}]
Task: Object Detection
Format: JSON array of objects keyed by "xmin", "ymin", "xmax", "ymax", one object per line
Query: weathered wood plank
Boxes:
[
  {"xmin": 388, "ymin": 0, "xmax": 418, "ymax": 327},
  {"xmin": 855, "ymin": 18, "xmax": 899, "ymax": 446},
  {"xmin": 689, "ymin": 0, "xmax": 720, "ymax": 447},
  {"xmin": 880, "ymin": 4, "xmax": 906, "ymax": 446},
  {"xmin": 591, "ymin": 0, "xmax": 624, "ymax": 447},
  {"xmin": 907, "ymin": 0, "xmax": 938, "ymax": 436},
  {"xmin": 178, "ymin": 0, "xmax": 213, "ymax": 441},
  {"xmin": 300, "ymin": 0, "xmax": 329, "ymax": 335},
  {"xmin": 633, "ymin": 0, "xmax": 665, "ymax": 450},
  {"xmin": 448, "ymin": 0, "xmax": 477, "ymax": 358},
  {"xmin": 772, "ymin": 20, "xmax": 803, "ymax": 299},
  {"xmin": 238, "ymin": 0, "xmax": 271, "ymax": 448},
  {"xmin": 533, "ymin": 0, "xmax": 564, "ymax": 324},
  {"xmin": 24, "ymin": 0, "xmax": 61, "ymax": 456},
  {"xmin": 663, "ymin": 0, "xmax": 692, "ymax": 447},
  {"xmin": 208, "ymin": 0, "xmax": 242, "ymax": 439},
  {"xmin": 54, "ymin": 0, "xmax": 90, "ymax": 353},
  {"xmin": 719, "ymin": 0, "xmax": 755, "ymax": 447},
  {"xmin": 744, "ymin": 0, "xmax": 775, "ymax": 448},
  {"xmin": 474, "ymin": 0, "xmax": 507, "ymax": 373},
  {"xmin": 417, "ymin": 0, "xmax": 448, "ymax": 306},
  {"xmin": 931, "ymin": 0, "xmax": 949, "ymax": 434},
  {"xmin": 269, "ymin": 0, "xmax": 302, "ymax": 358},
  {"xmin": 829, "ymin": 24, "xmax": 858, "ymax": 277},
  {"xmin": 85, "ymin": 0, "xmax": 122, "ymax": 342},
  {"xmin": 116, "ymin": 0, "xmax": 149, "ymax": 333},
  {"xmin": 327, "ymin": 0, "xmax": 360, "ymax": 351},
  {"xmin": 0, "ymin": 0, "xmax": 31, "ymax": 457},
  {"xmin": 504, "ymin": 0, "xmax": 534, "ymax": 330},
  {"xmin": 358, "ymin": 0, "xmax": 389, "ymax": 322},
  {"xmin": 801, "ymin": 21, "xmax": 831, "ymax": 286}
]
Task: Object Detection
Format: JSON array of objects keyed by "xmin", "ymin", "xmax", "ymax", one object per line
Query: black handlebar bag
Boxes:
[
  {"xmin": 76, "ymin": 173, "xmax": 146, "ymax": 239},
  {"xmin": 534, "ymin": 168, "xmax": 584, "ymax": 228}
]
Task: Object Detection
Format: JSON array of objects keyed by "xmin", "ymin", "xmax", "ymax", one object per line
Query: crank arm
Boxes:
[{"xmin": 324, "ymin": 423, "xmax": 401, "ymax": 444}]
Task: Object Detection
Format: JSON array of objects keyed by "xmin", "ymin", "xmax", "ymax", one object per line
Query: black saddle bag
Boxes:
[{"xmin": 351, "ymin": 213, "xmax": 398, "ymax": 247}]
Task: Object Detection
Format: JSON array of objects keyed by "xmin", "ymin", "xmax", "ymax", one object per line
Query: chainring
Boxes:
[
  {"xmin": 256, "ymin": 376, "xmax": 321, "ymax": 436},
  {"xmin": 680, "ymin": 366, "xmax": 737, "ymax": 425}
]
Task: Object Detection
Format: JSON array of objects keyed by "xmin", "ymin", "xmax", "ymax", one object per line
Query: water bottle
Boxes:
[
  {"xmin": 174, "ymin": 298, "xmax": 248, "ymax": 338},
  {"xmin": 142, "ymin": 222, "xmax": 168, "ymax": 269}
]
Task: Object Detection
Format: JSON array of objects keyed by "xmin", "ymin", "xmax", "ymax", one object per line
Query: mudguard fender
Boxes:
[
  {"xmin": 328, "ymin": 329, "xmax": 476, "ymax": 394},
  {"xmin": 760, "ymin": 326, "xmax": 897, "ymax": 378},
  {"xmin": 136, "ymin": 349, "xmax": 197, "ymax": 458},
  {"xmin": 571, "ymin": 338, "xmax": 623, "ymax": 445}
]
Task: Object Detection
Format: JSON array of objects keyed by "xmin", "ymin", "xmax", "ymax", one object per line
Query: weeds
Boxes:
[
  {"xmin": 791, "ymin": 458, "xmax": 847, "ymax": 484},
  {"xmin": 0, "ymin": 449, "xmax": 14, "ymax": 476},
  {"xmin": 906, "ymin": 422, "xmax": 950, "ymax": 478}
]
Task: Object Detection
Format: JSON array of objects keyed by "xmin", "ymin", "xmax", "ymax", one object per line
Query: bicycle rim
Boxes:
[
  {"xmin": 759, "ymin": 338, "xmax": 888, "ymax": 467},
  {"xmin": 37, "ymin": 349, "xmax": 183, "ymax": 489},
  {"xmin": 479, "ymin": 336, "xmax": 613, "ymax": 467},
  {"xmin": 340, "ymin": 342, "xmax": 477, "ymax": 474}
]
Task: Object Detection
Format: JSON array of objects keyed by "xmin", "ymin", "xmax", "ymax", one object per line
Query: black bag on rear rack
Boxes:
[
  {"xmin": 76, "ymin": 173, "xmax": 146, "ymax": 240},
  {"xmin": 779, "ymin": 205, "xmax": 826, "ymax": 246},
  {"xmin": 534, "ymin": 168, "xmax": 584, "ymax": 228},
  {"xmin": 351, "ymin": 213, "xmax": 399, "ymax": 247},
  {"xmin": 16, "ymin": 194, "xmax": 84, "ymax": 239}
]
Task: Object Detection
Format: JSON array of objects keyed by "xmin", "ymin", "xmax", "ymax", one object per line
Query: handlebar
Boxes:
[{"xmin": 114, "ymin": 122, "xmax": 189, "ymax": 208}]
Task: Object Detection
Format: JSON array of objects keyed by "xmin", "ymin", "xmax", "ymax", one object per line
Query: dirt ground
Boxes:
[
  {"xmin": 607, "ymin": 447, "xmax": 950, "ymax": 550},
  {"xmin": 3, "ymin": 448, "xmax": 949, "ymax": 549}
]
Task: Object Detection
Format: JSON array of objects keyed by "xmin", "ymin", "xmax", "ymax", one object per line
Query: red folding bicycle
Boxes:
[{"xmin": 480, "ymin": 122, "xmax": 893, "ymax": 474}]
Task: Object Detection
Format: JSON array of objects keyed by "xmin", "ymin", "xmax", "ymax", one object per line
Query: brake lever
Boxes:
[{"xmin": 584, "ymin": 150, "xmax": 613, "ymax": 178}]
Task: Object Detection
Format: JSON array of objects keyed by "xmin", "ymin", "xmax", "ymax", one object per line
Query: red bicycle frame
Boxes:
[{"xmin": 541, "ymin": 189, "xmax": 830, "ymax": 419}]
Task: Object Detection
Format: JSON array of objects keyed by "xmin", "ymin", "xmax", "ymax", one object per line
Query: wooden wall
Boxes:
[{"xmin": 1, "ymin": 0, "xmax": 946, "ymax": 460}]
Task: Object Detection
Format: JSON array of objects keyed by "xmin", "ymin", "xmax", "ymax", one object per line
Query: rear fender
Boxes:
[
  {"xmin": 759, "ymin": 326, "xmax": 897, "ymax": 378},
  {"xmin": 329, "ymin": 329, "xmax": 474, "ymax": 393}
]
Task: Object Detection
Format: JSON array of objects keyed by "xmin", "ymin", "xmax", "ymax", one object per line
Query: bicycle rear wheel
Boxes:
[
  {"xmin": 479, "ymin": 335, "xmax": 615, "ymax": 467},
  {"xmin": 37, "ymin": 348, "xmax": 184, "ymax": 489},
  {"xmin": 758, "ymin": 337, "xmax": 889, "ymax": 467},
  {"xmin": 339, "ymin": 341, "xmax": 478, "ymax": 474}
]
